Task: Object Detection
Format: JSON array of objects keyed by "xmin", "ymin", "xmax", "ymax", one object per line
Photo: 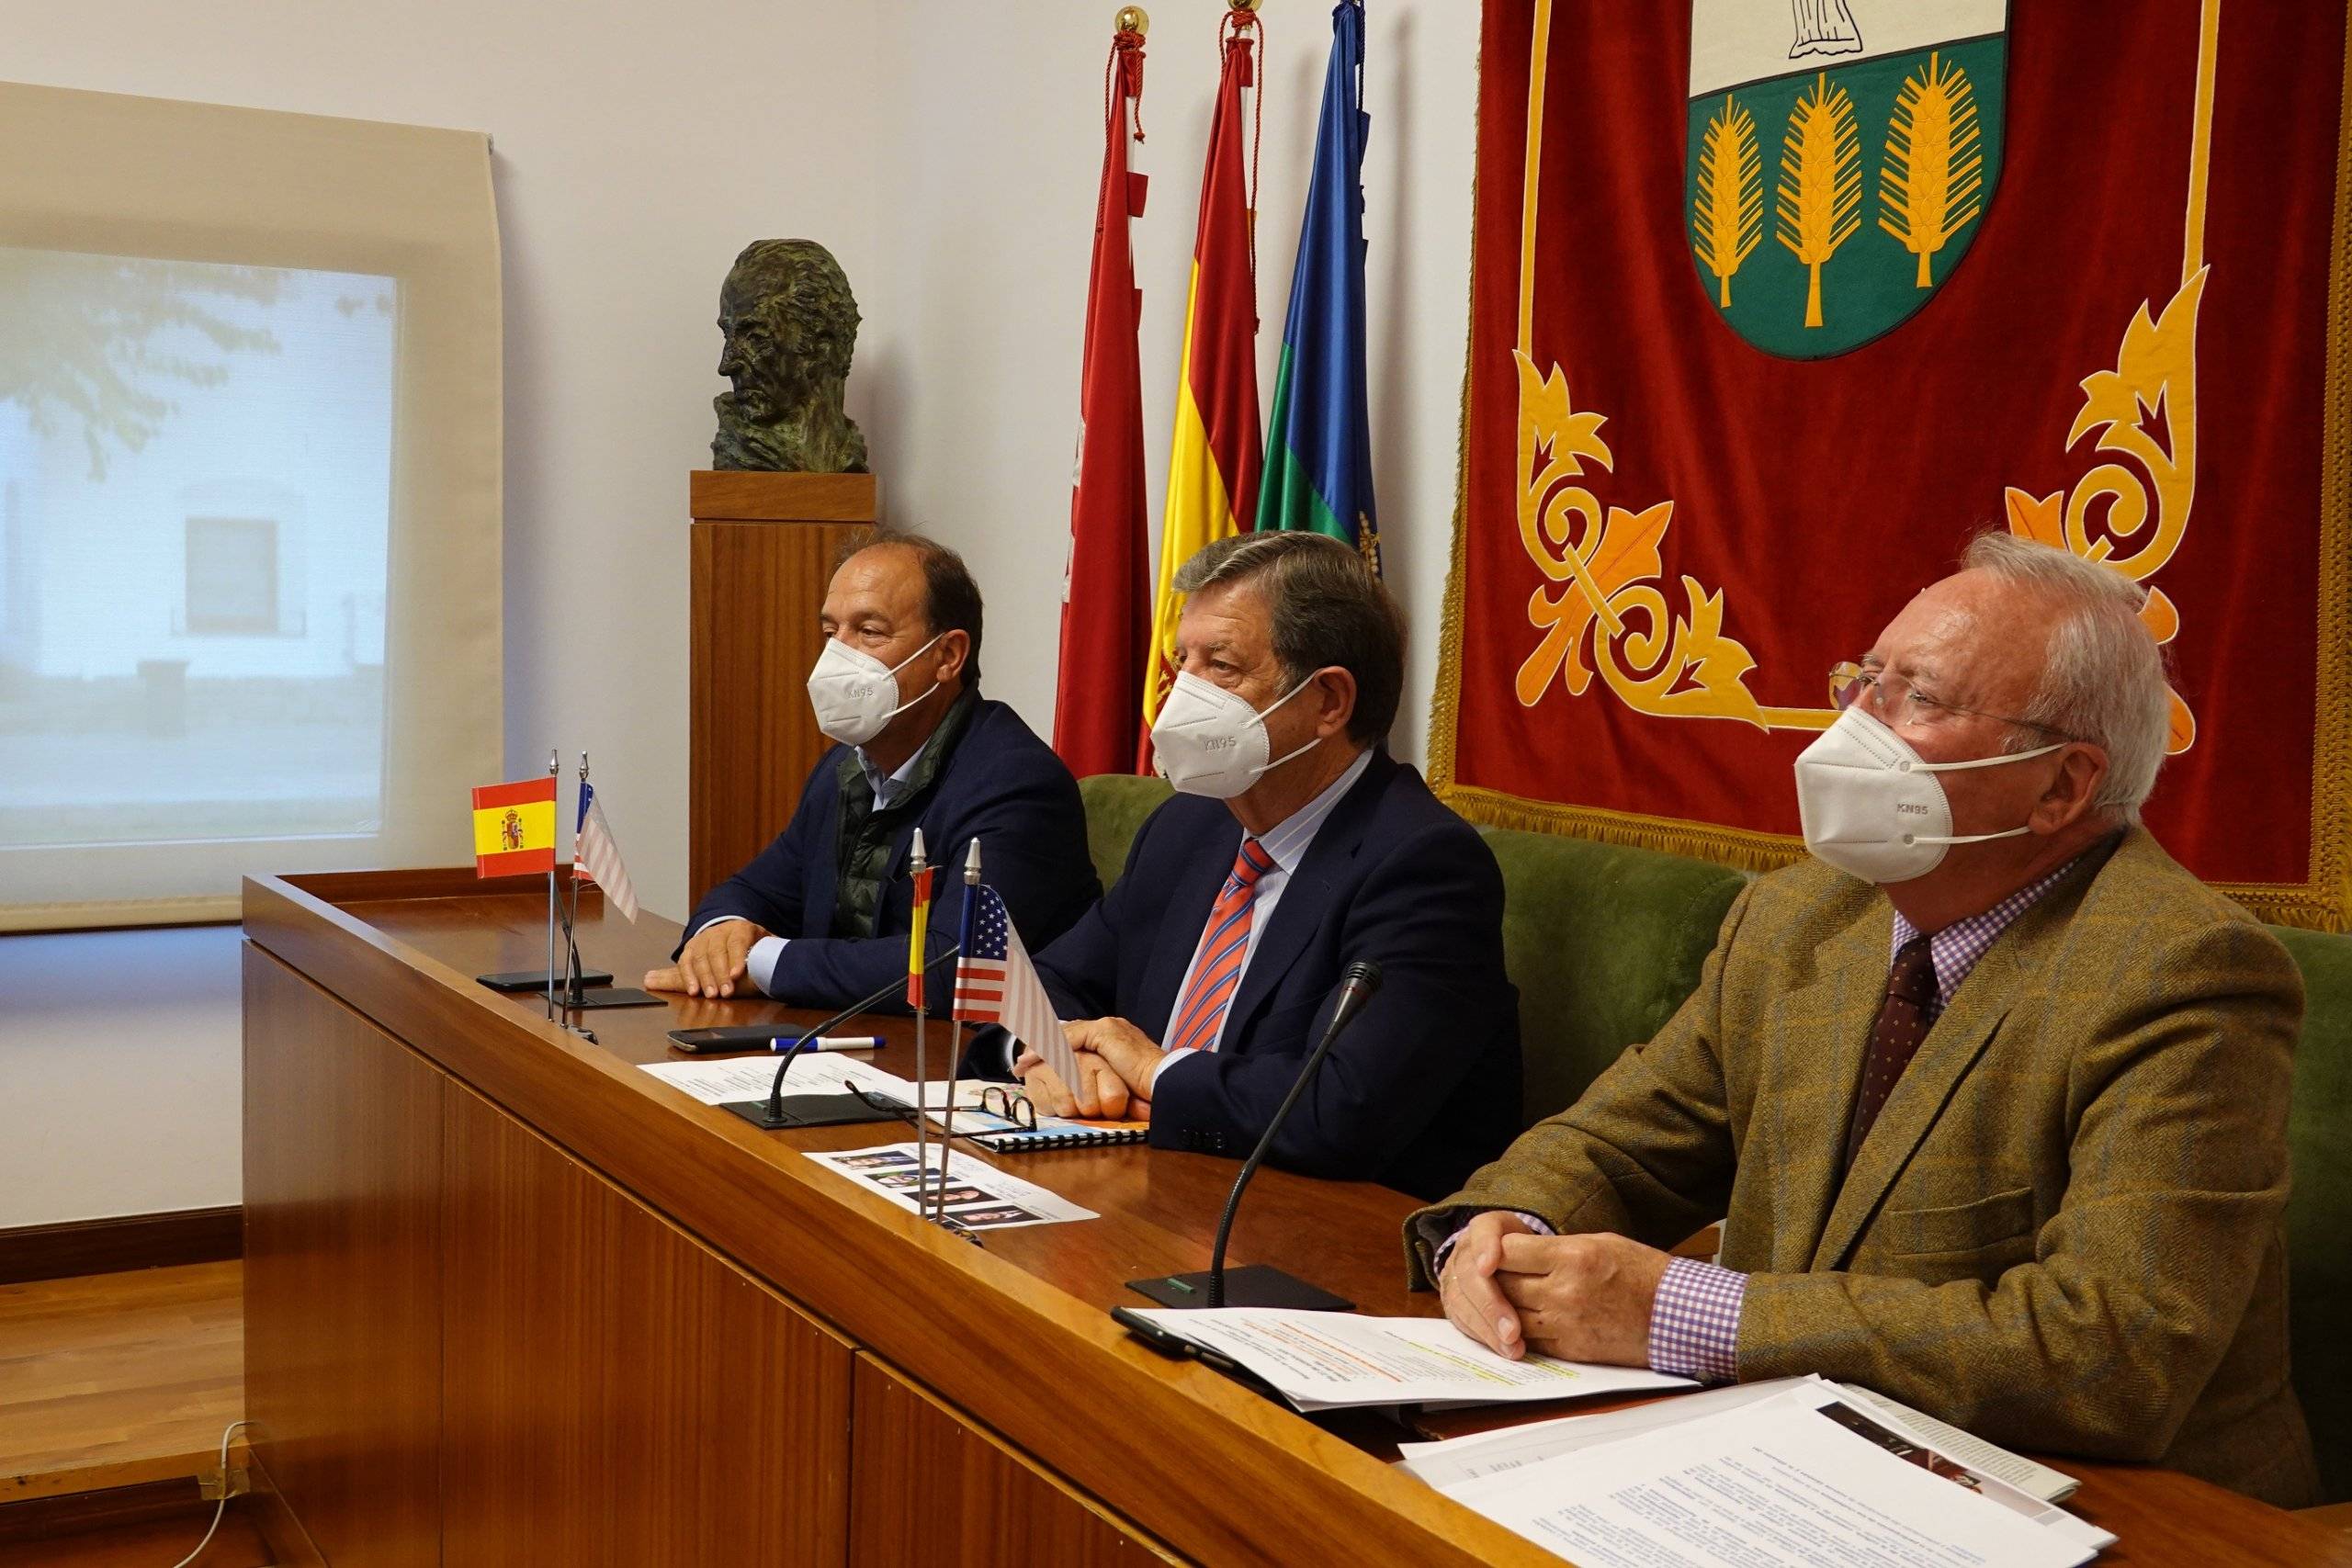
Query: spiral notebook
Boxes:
[{"xmin": 922, "ymin": 1106, "xmax": 1150, "ymax": 1152}]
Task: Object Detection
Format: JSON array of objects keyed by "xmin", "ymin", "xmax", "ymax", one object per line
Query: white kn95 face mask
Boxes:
[
  {"xmin": 1792, "ymin": 705, "xmax": 2064, "ymax": 884},
  {"xmin": 805, "ymin": 633, "xmax": 943, "ymax": 748},
  {"xmin": 1149, "ymin": 671, "xmax": 1321, "ymax": 800}
]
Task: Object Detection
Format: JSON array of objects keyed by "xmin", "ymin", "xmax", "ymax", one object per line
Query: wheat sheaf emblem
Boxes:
[
  {"xmin": 1775, "ymin": 72, "xmax": 1862, "ymax": 329},
  {"xmin": 1880, "ymin": 51, "xmax": 1984, "ymax": 288},
  {"xmin": 1692, "ymin": 95, "xmax": 1763, "ymax": 308}
]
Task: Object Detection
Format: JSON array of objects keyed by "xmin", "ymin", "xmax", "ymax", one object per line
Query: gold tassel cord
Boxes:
[
  {"xmin": 1775, "ymin": 72, "xmax": 1862, "ymax": 329},
  {"xmin": 1878, "ymin": 51, "xmax": 1984, "ymax": 288},
  {"xmin": 1692, "ymin": 94, "xmax": 1763, "ymax": 308}
]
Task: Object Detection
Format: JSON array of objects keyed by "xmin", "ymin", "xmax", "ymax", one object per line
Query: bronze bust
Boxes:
[{"xmin": 711, "ymin": 239, "xmax": 868, "ymax": 473}]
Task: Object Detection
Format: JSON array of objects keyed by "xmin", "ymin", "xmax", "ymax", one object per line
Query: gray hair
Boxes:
[
  {"xmin": 1961, "ymin": 532, "xmax": 2170, "ymax": 823},
  {"xmin": 1173, "ymin": 532, "xmax": 1404, "ymax": 745}
]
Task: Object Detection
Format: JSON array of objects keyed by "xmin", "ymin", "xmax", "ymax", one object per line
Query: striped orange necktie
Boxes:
[{"xmin": 1164, "ymin": 838, "xmax": 1278, "ymax": 1055}]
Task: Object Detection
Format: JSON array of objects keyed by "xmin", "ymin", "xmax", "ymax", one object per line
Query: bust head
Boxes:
[{"xmin": 712, "ymin": 239, "xmax": 867, "ymax": 473}]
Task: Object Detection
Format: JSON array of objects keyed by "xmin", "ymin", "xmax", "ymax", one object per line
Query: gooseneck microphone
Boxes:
[
  {"xmin": 1206, "ymin": 960, "xmax": 1383, "ymax": 1306},
  {"xmin": 718, "ymin": 944, "xmax": 961, "ymax": 1131},
  {"xmin": 1124, "ymin": 961, "xmax": 1382, "ymax": 1313}
]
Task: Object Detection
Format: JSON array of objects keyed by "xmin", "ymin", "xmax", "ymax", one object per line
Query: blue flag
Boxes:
[{"xmin": 1257, "ymin": 0, "xmax": 1377, "ymax": 572}]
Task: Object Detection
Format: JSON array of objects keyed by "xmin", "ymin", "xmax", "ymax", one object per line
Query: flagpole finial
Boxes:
[
  {"xmin": 910, "ymin": 827, "xmax": 928, "ymax": 871},
  {"xmin": 546, "ymin": 748, "xmax": 558, "ymax": 775},
  {"xmin": 1227, "ymin": 0, "xmax": 1258, "ymax": 13},
  {"xmin": 1116, "ymin": 5, "xmax": 1148, "ymax": 33},
  {"xmin": 964, "ymin": 838, "xmax": 983, "ymax": 883},
  {"xmin": 578, "ymin": 750, "xmax": 590, "ymax": 779}
]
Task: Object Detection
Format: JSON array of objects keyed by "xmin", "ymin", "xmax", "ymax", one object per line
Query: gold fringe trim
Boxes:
[
  {"xmin": 1425, "ymin": 37, "xmax": 1485, "ymax": 797},
  {"xmin": 2290, "ymin": 13, "xmax": 2352, "ymax": 936}
]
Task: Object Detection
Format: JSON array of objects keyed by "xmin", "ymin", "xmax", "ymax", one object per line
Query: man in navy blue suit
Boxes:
[
  {"xmin": 1003, "ymin": 532, "xmax": 1520, "ymax": 1200},
  {"xmin": 645, "ymin": 531, "xmax": 1098, "ymax": 1012}
]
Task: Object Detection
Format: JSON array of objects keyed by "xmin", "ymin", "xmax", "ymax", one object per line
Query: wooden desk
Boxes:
[{"xmin": 240, "ymin": 872, "xmax": 2351, "ymax": 1567}]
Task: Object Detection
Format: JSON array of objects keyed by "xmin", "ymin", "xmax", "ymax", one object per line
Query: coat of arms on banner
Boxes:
[{"xmin": 1686, "ymin": 0, "xmax": 2008, "ymax": 357}]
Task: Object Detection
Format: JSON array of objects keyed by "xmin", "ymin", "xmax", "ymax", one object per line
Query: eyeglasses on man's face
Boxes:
[{"xmin": 1827, "ymin": 661, "xmax": 2081, "ymax": 742}]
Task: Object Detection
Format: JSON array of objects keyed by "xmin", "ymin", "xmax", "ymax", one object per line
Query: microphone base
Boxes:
[
  {"xmin": 719, "ymin": 1093, "xmax": 903, "ymax": 1131},
  {"xmin": 557, "ymin": 987, "xmax": 664, "ymax": 1010},
  {"xmin": 1125, "ymin": 1264, "xmax": 1353, "ymax": 1313},
  {"xmin": 479, "ymin": 967, "xmax": 615, "ymax": 992}
]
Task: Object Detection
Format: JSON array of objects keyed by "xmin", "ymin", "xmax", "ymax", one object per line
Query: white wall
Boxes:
[
  {"xmin": 0, "ymin": 927, "xmax": 243, "ymax": 1227},
  {"xmin": 868, "ymin": 3, "xmax": 1478, "ymax": 771},
  {"xmin": 3, "ymin": 0, "xmax": 884, "ymax": 1224},
  {"xmin": 0, "ymin": 1, "xmax": 1481, "ymax": 1225}
]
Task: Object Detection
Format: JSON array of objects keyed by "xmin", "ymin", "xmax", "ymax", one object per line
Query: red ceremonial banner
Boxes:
[{"xmin": 1433, "ymin": 0, "xmax": 2351, "ymax": 930}]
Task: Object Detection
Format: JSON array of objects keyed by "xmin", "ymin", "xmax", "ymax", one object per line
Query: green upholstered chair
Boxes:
[
  {"xmin": 1075, "ymin": 773, "xmax": 1175, "ymax": 894},
  {"xmin": 2272, "ymin": 922, "xmax": 2352, "ymax": 1504},
  {"xmin": 1474, "ymin": 826, "xmax": 1749, "ymax": 1127}
]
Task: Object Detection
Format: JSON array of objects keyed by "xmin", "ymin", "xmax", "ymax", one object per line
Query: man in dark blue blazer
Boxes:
[
  {"xmin": 645, "ymin": 532, "xmax": 1098, "ymax": 1012},
  {"xmin": 998, "ymin": 533, "xmax": 1520, "ymax": 1201}
]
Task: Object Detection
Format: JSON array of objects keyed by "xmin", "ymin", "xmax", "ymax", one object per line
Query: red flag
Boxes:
[
  {"xmin": 1138, "ymin": 7, "xmax": 1264, "ymax": 771},
  {"xmin": 1053, "ymin": 22, "xmax": 1153, "ymax": 778}
]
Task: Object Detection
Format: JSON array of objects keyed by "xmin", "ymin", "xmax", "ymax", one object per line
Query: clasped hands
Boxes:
[
  {"xmin": 1438, "ymin": 1211, "xmax": 1673, "ymax": 1368},
  {"xmin": 1012, "ymin": 1016, "xmax": 1160, "ymax": 1121}
]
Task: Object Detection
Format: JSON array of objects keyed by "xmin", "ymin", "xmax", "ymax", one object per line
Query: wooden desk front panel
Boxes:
[
  {"xmin": 247, "ymin": 945, "xmax": 855, "ymax": 1567},
  {"xmin": 441, "ymin": 1081, "xmax": 854, "ymax": 1568},
  {"xmin": 243, "ymin": 946, "xmax": 443, "ymax": 1567},
  {"xmin": 849, "ymin": 1356, "xmax": 1181, "ymax": 1567}
]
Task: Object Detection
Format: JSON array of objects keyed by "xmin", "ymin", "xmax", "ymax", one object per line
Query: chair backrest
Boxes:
[
  {"xmin": 2269, "ymin": 921, "xmax": 2352, "ymax": 1504},
  {"xmin": 1074, "ymin": 773, "xmax": 1174, "ymax": 895},
  {"xmin": 1476, "ymin": 825, "xmax": 1748, "ymax": 1126}
]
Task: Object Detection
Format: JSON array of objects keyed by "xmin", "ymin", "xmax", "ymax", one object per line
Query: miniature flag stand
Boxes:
[{"xmin": 473, "ymin": 751, "xmax": 662, "ymax": 1021}]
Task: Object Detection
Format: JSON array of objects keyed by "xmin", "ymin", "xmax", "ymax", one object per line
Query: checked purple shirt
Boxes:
[{"xmin": 1444, "ymin": 855, "xmax": 2085, "ymax": 1383}]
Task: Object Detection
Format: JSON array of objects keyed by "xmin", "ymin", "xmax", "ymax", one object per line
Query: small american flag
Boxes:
[
  {"xmin": 572, "ymin": 782, "xmax": 639, "ymax": 923},
  {"xmin": 952, "ymin": 884, "xmax": 1064, "ymax": 1062}
]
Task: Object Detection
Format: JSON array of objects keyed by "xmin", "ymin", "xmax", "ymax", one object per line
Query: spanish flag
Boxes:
[
  {"xmin": 906, "ymin": 861, "xmax": 936, "ymax": 1010},
  {"xmin": 1139, "ymin": 8, "xmax": 1263, "ymax": 766},
  {"xmin": 470, "ymin": 777, "xmax": 558, "ymax": 878}
]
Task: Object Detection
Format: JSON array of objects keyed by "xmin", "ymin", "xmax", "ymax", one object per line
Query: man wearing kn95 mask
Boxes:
[
  {"xmin": 1406, "ymin": 532, "xmax": 2314, "ymax": 1506},
  {"xmin": 973, "ymin": 530, "xmax": 1521, "ymax": 1201},
  {"xmin": 645, "ymin": 530, "xmax": 1098, "ymax": 1011}
]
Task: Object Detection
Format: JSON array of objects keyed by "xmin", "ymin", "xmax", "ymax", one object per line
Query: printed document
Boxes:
[
  {"xmin": 803, "ymin": 1143, "xmax": 1098, "ymax": 1230},
  {"xmin": 1450, "ymin": 1382, "xmax": 2109, "ymax": 1567},
  {"xmin": 1397, "ymin": 1374, "xmax": 2079, "ymax": 1502},
  {"xmin": 639, "ymin": 1054, "xmax": 991, "ymax": 1110},
  {"xmin": 1122, "ymin": 1309, "xmax": 1692, "ymax": 1413}
]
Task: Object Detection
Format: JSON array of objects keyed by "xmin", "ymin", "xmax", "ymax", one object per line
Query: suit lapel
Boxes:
[
  {"xmin": 1809, "ymin": 877, "xmax": 2086, "ymax": 1269},
  {"xmin": 1217, "ymin": 758, "xmax": 1387, "ymax": 1048},
  {"xmin": 1759, "ymin": 903, "xmax": 1888, "ymax": 1274}
]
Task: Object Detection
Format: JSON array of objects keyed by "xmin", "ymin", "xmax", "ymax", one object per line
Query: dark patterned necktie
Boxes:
[{"xmin": 1843, "ymin": 933, "xmax": 1939, "ymax": 1169}]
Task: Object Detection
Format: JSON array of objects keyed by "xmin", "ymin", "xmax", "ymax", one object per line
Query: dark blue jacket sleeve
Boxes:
[
  {"xmin": 1146, "ymin": 817, "xmax": 1512, "ymax": 1181},
  {"xmin": 674, "ymin": 764, "xmax": 827, "ymax": 954},
  {"xmin": 761, "ymin": 740, "xmax": 1099, "ymax": 1013}
]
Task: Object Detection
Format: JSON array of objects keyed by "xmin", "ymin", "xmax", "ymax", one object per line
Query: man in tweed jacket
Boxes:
[{"xmin": 1410, "ymin": 536, "xmax": 2316, "ymax": 1506}]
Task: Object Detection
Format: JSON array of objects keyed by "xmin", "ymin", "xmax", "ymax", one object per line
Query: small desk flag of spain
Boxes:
[
  {"xmin": 906, "ymin": 855, "xmax": 937, "ymax": 1010},
  {"xmin": 470, "ymin": 777, "xmax": 558, "ymax": 877}
]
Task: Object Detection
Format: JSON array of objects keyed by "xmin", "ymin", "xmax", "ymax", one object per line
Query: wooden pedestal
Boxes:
[{"xmin": 687, "ymin": 469, "xmax": 878, "ymax": 908}]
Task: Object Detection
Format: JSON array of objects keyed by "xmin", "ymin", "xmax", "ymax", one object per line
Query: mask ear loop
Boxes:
[
  {"xmin": 1905, "ymin": 739, "xmax": 2067, "ymax": 773},
  {"xmin": 876, "ymin": 632, "xmax": 948, "ymax": 723},
  {"xmin": 1245, "ymin": 672, "xmax": 1329, "ymax": 780},
  {"xmin": 1903, "ymin": 739, "xmax": 2071, "ymax": 846}
]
